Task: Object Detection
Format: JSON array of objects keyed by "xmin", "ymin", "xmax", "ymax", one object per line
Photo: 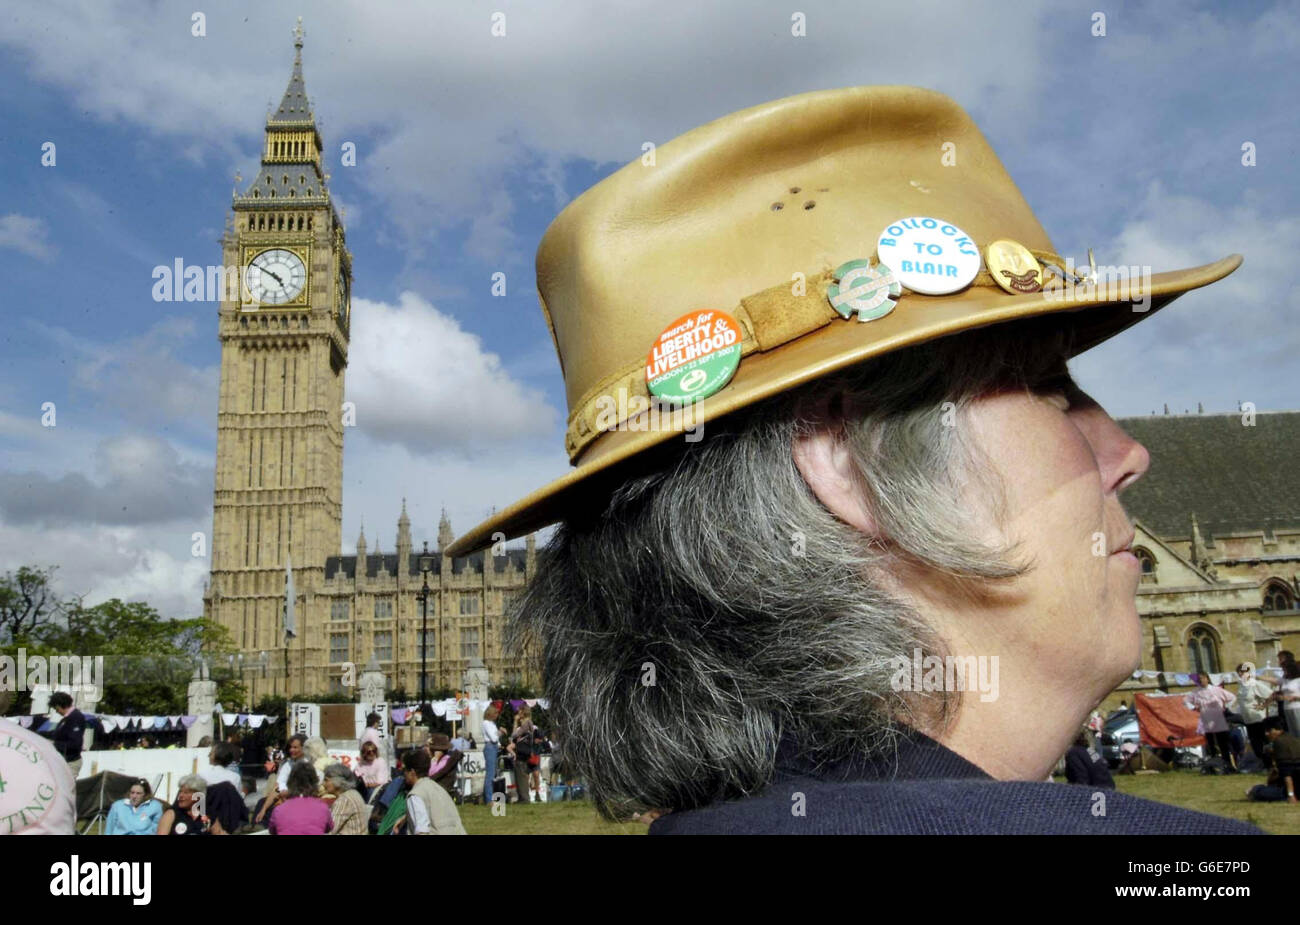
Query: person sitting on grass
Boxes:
[
  {"xmin": 1261, "ymin": 719, "xmax": 1300, "ymax": 805},
  {"xmin": 268, "ymin": 763, "xmax": 334, "ymax": 835},
  {"xmin": 1063, "ymin": 730, "xmax": 1115, "ymax": 790},
  {"xmin": 157, "ymin": 775, "xmax": 210, "ymax": 835},
  {"xmin": 106, "ymin": 778, "xmax": 162, "ymax": 835},
  {"xmin": 401, "ymin": 748, "xmax": 467, "ymax": 835}
]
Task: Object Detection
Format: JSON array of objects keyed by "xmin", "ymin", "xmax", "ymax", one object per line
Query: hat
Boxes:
[
  {"xmin": 446, "ymin": 85, "xmax": 1241, "ymax": 556},
  {"xmin": 427, "ymin": 733, "xmax": 453, "ymax": 753}
]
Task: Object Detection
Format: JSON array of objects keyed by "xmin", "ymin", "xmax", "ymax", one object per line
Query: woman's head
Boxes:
[
  {"xmin": 321, "ymin": 763, "xmax": 357, "ymax": 794},
  {"xmin": 360, "ymin": 742, "xmax": 380, "ymax": 763},
  {"xmin": 286, "ymin": 762, "xmax": 319, "ymax": 798},
  {"xmin": 484, "ymin": 705, "xmax": 500, "ymax": 722},
  {"xmin": 304, "ymin": 736, "xmax": 328, "ymax": 763},
  {"xmin": 1196, "ymin": 672, "xmax": 1211, "ymax": 688},
  {"xmin": 128, "ymin": 779, "xmax": 152, "ymax": 805},
  {"xmin": 175, "ymin": 775, "xmax": 207, "ymax": 809},
  {"xmin": 508, "ymin": 319, "xmax": 1151, "ymax": 816}
]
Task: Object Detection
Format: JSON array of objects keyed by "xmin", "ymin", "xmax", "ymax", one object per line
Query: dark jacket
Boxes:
[
  {"xmin": 1064, "ymin": 745, "xmax": 1115, "ymax": 790},
  {"xmin": 52, "ymin": 708, "xmax": 87, "ymax": 763},
  {"xmin": 650, "ymin": 728, "xmax": 1261, "ymax": 835}
]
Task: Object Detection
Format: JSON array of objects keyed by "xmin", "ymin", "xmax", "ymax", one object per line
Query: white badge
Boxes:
[{"xmin": 876, "ymin": 217, "xmax": 981, "ymax": 295}]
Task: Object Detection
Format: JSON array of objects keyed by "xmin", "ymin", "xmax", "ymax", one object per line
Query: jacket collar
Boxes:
[{"xmin": 772, "ymin": 724, "xmax": 992, "ymax": 783}]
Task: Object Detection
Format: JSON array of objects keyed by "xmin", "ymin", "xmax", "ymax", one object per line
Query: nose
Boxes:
[{"xmin": 1071, "ymin": 399, "xmax": 1150, "ymax": 495}]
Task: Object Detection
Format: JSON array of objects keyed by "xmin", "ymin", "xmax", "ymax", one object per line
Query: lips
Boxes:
[{"xmin": 1109, "ymin": 531, "xmax": 1136, "ymax": 555}]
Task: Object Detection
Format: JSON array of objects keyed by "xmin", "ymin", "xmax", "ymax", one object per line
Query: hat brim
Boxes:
[{"xmin": 446, "ymin": 255, "xmax": 1242, "ymax": 557}]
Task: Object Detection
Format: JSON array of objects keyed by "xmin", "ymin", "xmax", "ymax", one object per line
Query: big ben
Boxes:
[{"xmin": 204, "ymin": 20, "xmax": 349, "ymax": 700}]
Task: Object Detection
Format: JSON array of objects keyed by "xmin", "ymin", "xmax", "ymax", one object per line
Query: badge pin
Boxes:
[
  {"xmin": 876, "ymin": 217, "xmax": 981, "ymax": 295},
  {"xmin": 984, "ymin": 239, "xmax": 1044, "ymax": 294},
  {"xmin": 827, "ymin": 260, "xmax": 901, "ymax": 322},
  {"xmin": 645, "ymin": 309, "xmax": 742, "ymax": 405}
]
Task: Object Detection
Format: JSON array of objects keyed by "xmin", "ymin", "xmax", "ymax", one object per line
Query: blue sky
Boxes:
[{"xmin": 0, "ymin": 0, "xmax": 1295, "ymax": 618}]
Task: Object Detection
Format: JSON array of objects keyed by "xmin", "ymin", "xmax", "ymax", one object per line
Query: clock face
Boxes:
[
  {"xmin": 337, "ymin": 269, "xmax": 349, "ymax": 323},
  {"xmin": 245, "ymin": 248, "xmax": 307, "ymax": 305}
]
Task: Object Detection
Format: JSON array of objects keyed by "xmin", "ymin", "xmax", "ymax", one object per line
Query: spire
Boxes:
[
  {"xmin": 357, "ymin": 520, "xmax": 367, "ymax": 554},
  {"xmin": 438, "ymin": 508, "xmax": 455, "ymax": 552},
  {"xmin": 270, "ymin": 17, "xmax": 312, "ymax": 125},
  {"xmin": 1190, "ymin": 513, "xmax": 1218, "ymax": 579},
  {"xmin": 397, "ymin": 498, "xmax": 412, "ymax": 552}
]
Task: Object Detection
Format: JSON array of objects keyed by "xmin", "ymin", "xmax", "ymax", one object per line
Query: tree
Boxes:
[
  {"xmin": 0, "ymin": 565, "xmax": 63, "ymax": 642},
  {"xmin": 10, "ymin": 594, "xmax": 244, "ymax": 715}
]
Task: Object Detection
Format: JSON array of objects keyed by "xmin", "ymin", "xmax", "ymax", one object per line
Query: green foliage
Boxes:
[{"xmin": 0, "ymin": 565, "xmax": 243, "ymax": 715}]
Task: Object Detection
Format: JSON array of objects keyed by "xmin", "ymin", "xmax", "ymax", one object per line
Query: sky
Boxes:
[{"xmin": 0, "ymin": 0, "xmax": 1295, "ymax": 620}]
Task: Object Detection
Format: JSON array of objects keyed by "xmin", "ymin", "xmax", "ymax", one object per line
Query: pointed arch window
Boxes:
[
  {"xmin": 1133, "ymin": 547, "xmax": 1156, "ymax": 583},
  {"xmin": 1265, "ymin": 581, "xmax": 1298, "ymax": 612},
  {"xmin": 1187, "ymin": 625, "xmax": 1220, "ymax": 676}
]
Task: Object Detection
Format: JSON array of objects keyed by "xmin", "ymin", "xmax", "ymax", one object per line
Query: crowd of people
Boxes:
[
  {"xmin": 94, "ymin": 705, "xmax": 561, "ymax": 835},
  {"xmin": 1066, "ymin": 655, "xmax": 1300, "ymax": 804}
]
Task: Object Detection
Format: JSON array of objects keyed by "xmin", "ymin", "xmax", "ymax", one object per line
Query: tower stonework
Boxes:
[{"xmin": 203, "ymin": 24, "xmax": 351, "ymax": 701}]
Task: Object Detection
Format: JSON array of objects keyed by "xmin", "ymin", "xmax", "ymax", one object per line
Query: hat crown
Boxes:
[{"xmin": 536, "ymin": 86, "xmax": 1052, "ymax": 462}]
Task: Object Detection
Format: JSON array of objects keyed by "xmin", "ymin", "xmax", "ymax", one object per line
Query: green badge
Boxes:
[
  {"xmin": 645, "ymin": 309, "xmax": 742, "ymax": 404},
  {"xmin": 827, "ymin": 260, "xmax": 902, "ymax": 322}
]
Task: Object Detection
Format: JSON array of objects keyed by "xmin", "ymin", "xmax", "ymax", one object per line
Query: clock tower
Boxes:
[{"xmin": 204, "ymin": 20, "xmax": 351, "ymax": 699}]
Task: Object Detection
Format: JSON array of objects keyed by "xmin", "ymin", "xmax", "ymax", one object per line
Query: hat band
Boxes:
[{"xmin": 563, "ymin": 246, "xmax": 1081, "ymax": 462}]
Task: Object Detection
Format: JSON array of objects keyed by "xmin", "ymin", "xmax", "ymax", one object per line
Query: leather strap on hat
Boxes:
[{"xmin": 563, "ymin": 246, "xmax": 1084, "ymax": 461}]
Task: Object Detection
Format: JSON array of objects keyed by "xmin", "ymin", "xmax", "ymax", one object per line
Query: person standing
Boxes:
[
  {"xmin": 48, "ymin": 691, "xmax": 87, "ymax": 777},
  {"xmin": 1184, "ymin": 673, "xmax": 1237, "ymax": 771},
  {"xmin": 510, "ymin": 707, "xmax": 535, "ymax": 803},
  {"xmin": 1235, "ymin": 662, "xmax": 1275, "ymax": 762},
  {"xmin": 482, "ymin": 705, "xmax": 503, "ymax": 804},
  {"xmin": 1276, "ymin": 661, "xmax": 1300, "ymax": 737}
]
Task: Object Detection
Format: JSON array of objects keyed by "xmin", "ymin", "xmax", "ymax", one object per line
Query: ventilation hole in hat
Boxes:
[
  {"xmin": 803, "ymin": 200, "xmax": 816, "ymax": 210},
  {"xmin": 770, "ymin": 202, "xmax": 784, "ymax": 211},
  {"xmin": 789, "ymin": 186, "xmax": 801, "ymax": 194}
]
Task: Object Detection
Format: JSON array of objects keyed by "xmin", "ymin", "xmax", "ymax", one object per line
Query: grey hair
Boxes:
[
  {"xmin": 507, "ymin": 319, "xmax": 1075, "ymax": 818},
  {"xmin": 322, "ymin": 763, "xmax": 358, "ymax": 791},
  {"xmin": 177, "ymin": 774, "xmax": 207, "ymax": 794}
]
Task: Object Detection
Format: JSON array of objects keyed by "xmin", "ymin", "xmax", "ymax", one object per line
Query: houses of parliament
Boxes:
[
  {"xmin": 201, "ymin": 27, "xmax": 537, "ymax": 702},
  {"xmin": 204, "ymin": 29, "xmax": 1300, "ymax": 706}
]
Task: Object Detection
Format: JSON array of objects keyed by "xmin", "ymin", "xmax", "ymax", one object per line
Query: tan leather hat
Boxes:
[{"xmin": 446, "ymin": 85, "xmax": 1241, "ymax": 556}]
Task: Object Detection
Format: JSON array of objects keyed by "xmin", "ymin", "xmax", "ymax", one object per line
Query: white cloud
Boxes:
[
  {"xmin": 347, "ymin": 292, "xmax": 559, "ymax": 454},
  {"xmin": 0, "ymin": 213, "xmax": 55, "ymax": 260},
  {"xmin": 1072, "ymin": 183, "xmax": 1298, "ymax": 416},
  {"xmin": 0, "ymin": 522, "xmax": 210, "ymax": 620}
]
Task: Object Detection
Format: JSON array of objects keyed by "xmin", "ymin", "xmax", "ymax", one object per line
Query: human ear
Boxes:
[{"xmin": 792, "ymin": 424, "xmax": 878, "ymax": 537}]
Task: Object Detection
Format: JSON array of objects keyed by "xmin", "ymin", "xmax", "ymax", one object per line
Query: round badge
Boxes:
[
  {"xmin": 827, "ymin": 260, "xmax": 902, "ymax": 322},
  {"xmin": 645, "ymin": 309, "xmax": 742, "ymax": 405},
  {"xmin": 985, "ymin": 239, "xmax": 1043, "ymax": 294},
  {"xmin": 0, "ymin": 732, "xmax": 62, "ymax": 834},
  {"xmin": 876, "ymin": 217, "xmax": 981, "ymax": 295}
]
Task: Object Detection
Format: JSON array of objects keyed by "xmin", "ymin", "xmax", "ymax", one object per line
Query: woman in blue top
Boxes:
[{"xmin": 105, "ymin": 779, "xmax": 162, "ymax": 835}]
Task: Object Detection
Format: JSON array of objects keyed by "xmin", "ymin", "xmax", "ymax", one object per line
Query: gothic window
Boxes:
[
  {"xmin": 1133, "ymin": 547, "xmax": 1156, "ymax": 583},
  {"xmin": 418, "ymin": 629, "xmax": 435, "ymax": 660},
  {"xmin": 460, "ymin": 627, "xmax": 480, "ymax": 660},
  {"xmin": 299, "ymin": 174, "xmax": 305, "ymax": 184},
  {"xmin": 1187, "ymin": 625, "xmax": 1220, "ymax": 676},
  {"xmin": 459, "ymin": 594, "xmax": 481, "ymax": 615},
  {"xmin": 374, "ymin": 598, "xmax": 394, "ymax": 620},
  {"xmin": 306, "ymin": 188, "xmax": 313, "ymax": 196},
  {"xmin": 1265, "ymin": 581, "xmax": 1297, "ymax": 612},
  {"xmin": 252, "ymin": 190, "xmax": 260, "ymax": 199},
  {"xmin": 282, "ymin": 174, "xmax": 289, "ymax": 184},
  {"xmin": 269, "ymin": 190, "xmax": 276, "ymax": 198},
  {"xmin": 288, "ymin": 189, "xmax": 295, "ymax": 197},
  {"xmin": 374, "ymin": 631, "xmax": 393, "ymax": 662},
  {"xmin": 329, "ymin": 633, "xmax": 349, "ymax": 664}
]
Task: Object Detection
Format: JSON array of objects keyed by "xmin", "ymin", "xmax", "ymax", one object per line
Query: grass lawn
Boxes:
[
  {"xmin": 458, "ymin": 799, "xmax": 645, "ymax": 835},
  {"xmin": 1066, "ymin": 770, "xmax": 1300, "ymax": 835}
]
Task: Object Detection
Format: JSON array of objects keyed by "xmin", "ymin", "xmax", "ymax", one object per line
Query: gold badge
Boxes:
[{"xmin": 985, "ymin": 239, "xmax": 1044, "ymax": 294}]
